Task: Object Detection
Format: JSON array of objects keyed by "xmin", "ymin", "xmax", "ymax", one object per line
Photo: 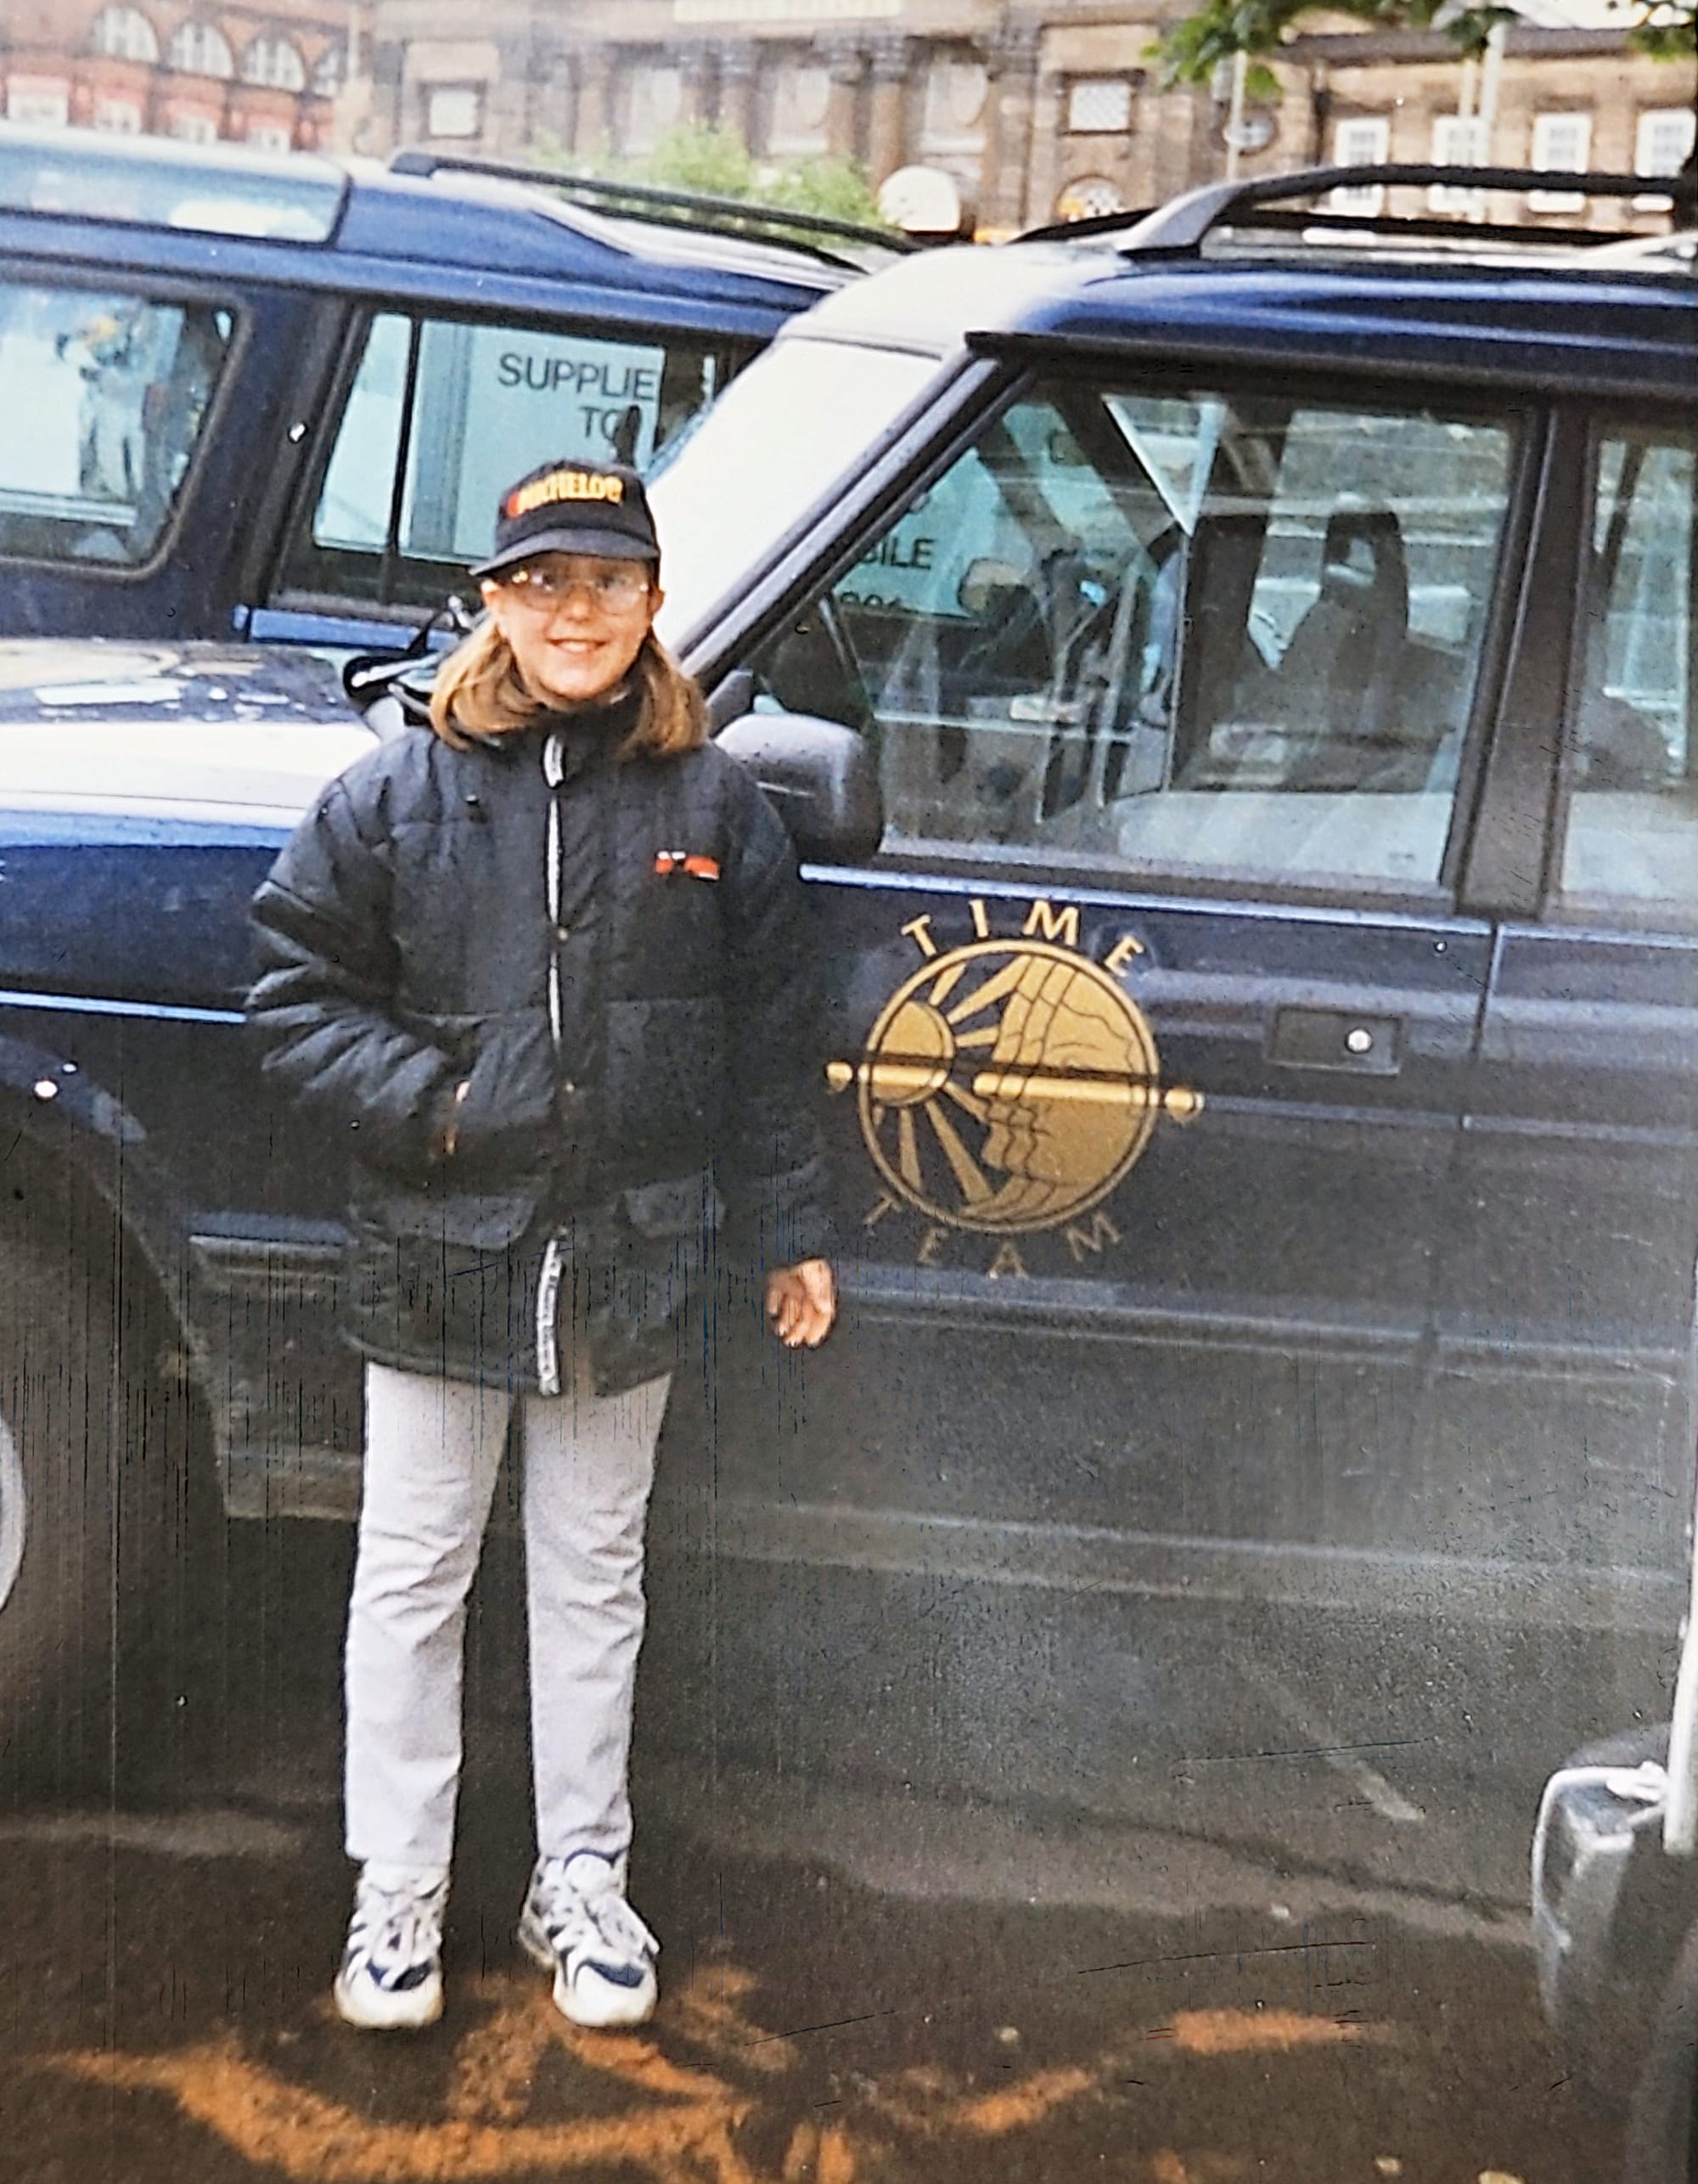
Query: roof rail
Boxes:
[
  {"xmin": 387, "ymin": 148, "xmax": 916, "ymax": 269},
  {"xmin": 1017, "ymin": 164, "xmax": 1697, "ymax": 252}
]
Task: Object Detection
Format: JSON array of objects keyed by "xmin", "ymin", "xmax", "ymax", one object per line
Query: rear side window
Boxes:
[
  {"xmin": 280, "ymin": 310, "xmax": 749, "ymax": 612},
  {"xmin": 0, "ymin": 280, "xmax": 233, "ymax": 567},
  {"xmin": 1558, "ymin": 426, "xmax": 1696, "ymax": 918}
]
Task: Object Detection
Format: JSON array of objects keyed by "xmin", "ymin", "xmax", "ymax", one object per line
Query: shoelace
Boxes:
[
  {"xmin": 349, "ymin": 1881, "xmax": 446, "ymax": 1982},
  {"xmin": 535, "ymin": 1866, "xmax": 657, "ymax": 1967}
]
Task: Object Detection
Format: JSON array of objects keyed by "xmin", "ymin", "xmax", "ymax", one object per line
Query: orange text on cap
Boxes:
[{"xmin": 506, "ymin": 468, "xmax": 627, "ymax": 519}]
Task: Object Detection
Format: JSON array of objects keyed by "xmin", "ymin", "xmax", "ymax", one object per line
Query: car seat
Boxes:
[{"xmin": 1269, "ymin": 505, "xmax": 1410, "ymax": 785}]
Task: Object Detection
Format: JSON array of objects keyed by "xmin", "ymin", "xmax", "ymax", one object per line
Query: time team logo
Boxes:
[{"xmin": 827, "ymin": 900, "xmax": 1201, "ymax": 1266}]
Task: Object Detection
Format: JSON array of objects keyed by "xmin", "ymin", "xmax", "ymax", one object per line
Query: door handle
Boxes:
[{"xmin": 1268, "ymin": 1006, "xmax": 1403, "ymax": 1075}]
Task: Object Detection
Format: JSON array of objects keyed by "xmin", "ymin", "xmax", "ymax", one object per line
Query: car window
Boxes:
[
  {"xmin": 650, "ymin": 337, "xmax": 942, "ymax": 645},
  {"xmin": 751, "ymin": 374, "xmax": 1518, "ymax": 894},
  {"xmin": 0, "ymin": 123, "xmax": 344, "ymax": 239},
  {"xmin": 1556, "ymin": 425, "xmax": 1696, "ymax": 918},
  {"xmin": 0, "ymin": 280, "xmax": 233, "ymax": 568},
  {"xmin": 280, "ymin": 309, "xmax": 751, "ymax": 613}
]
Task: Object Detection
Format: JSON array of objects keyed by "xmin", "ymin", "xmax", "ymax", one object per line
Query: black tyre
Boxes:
[
  {"xmin": 0, "ymin": 1174, "xmax": 190, "ymax": 1800},
  {"xmin": 1625, "ymin": 1912, "xmax": 1698, "ymax": 2183}
]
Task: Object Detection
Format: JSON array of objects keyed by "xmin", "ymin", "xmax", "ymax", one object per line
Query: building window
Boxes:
[
  {"xmin": 424, "ymin": 83, "xmax": 481, "ymax": 140},
  {"xmin": 88, "ymin": 6, "xmax": 160, "ymax": 65},
  {"xmin": 93, "ymin": 95, "xmax": 144, "ymax": 132},
  {"xmin": 1054, "ymin": 175, "xmax": 1127, "ymax": 222},
  {"xmin": 169, "ymin": 110, "xmax": 220, "ymax": 142},
  {"xmin": 1330, "ymin": 116, "xmax": 1390, "ymax": 211},
  {"xmin": 919, "ymin": 53, "xmax": 987, "ymax": 155},
  {"xmin": 246, "ymin": 119, "xmax": 294, "ymax": 151},
  {"xmin": 241, "ymin": 35, "xmax": 306, "ymax": 93},
  {"xmin": 1528, "ymin": 110, "xmax": 1592, "ymax": 211},
  {"xmin": 619, "ymin": 63, "xmax": 682, "ymax": 157},
  {"xmin": 167, "ymin": 20, "xmax": 234, "ymax": 80},
  {"xmin": 1065, "ymin": 78, "xmax": 1133, "ymax": 136},
  {"xmin": 1635, "ymin": 106, "xmax": 1697, "ymax": 207},
  {"xmin": 767, "ymin": 59, "xmax": 830, "ymax": 155},
  {"xmin": 1429, "ymin": 112, "xmax": 1485, "ymax": 211},
  {"xmin": 6, "ymin": 81, "xmax": 72, "ymax": 127},
  {"xmin": 311, "ymin": 44, "xmax": 345, "ymax": 99}
]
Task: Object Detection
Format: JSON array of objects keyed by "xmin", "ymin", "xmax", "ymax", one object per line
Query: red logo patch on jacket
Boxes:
[{"xmin": 654, "ymin": 849, "xmax": 721, "ymax": 881}]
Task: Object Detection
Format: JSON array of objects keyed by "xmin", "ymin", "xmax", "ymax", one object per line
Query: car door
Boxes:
[
  {"xmin": 1449, "ymin": 408, "xmax": 1698, "ymax": 1718},
  {"xmin": 246, "ymin": 306, "xmax": 758, "ymax": 650},
  {"xmin": 677, "ymin": 357, "xmax": 1533, "ymax": 1809}
]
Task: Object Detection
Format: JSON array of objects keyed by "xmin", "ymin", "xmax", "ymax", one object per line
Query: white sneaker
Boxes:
[
  {"xmin": 333, "ymin": 1865, "xmax": 449, "ymax": 2031},
  {"xmin": 517, "ymin": 1850, "xmax": 659, "ymax": 2028}
]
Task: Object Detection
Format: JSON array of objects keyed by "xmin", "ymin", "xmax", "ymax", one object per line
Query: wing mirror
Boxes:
[{"xmin": 714, "ymin": 707, "xmax": 883, "ymax": 866}]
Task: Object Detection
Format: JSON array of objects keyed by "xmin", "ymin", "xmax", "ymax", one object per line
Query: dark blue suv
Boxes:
[
  {"xmin": 639, "ymin": 167, "xmax": 1696, "ymax": 1877},
  {"xmin": 0, "ymin": 164, "xmax": 1693, "ymax": 1918},
  {"xmin": 0, "ymin": 122, "xmax": 875, "ymax": 648}
]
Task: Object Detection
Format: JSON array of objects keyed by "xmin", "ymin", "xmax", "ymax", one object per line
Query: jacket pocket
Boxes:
[
  {"xmin": 604, "ymin": 996, "xmax": 724, "ymax": 1168},
  {"xmin": 355, "ymin": 1176, "xmax": 541, "ymax": 1250},
  {"xmin": 398, "ymin": 1008, "xmax": 483, "ymax": 1052},
  {"xmin": 621, "ymin": 1173, "xmax": 724, "ymax": 1241},
  {"xmin": 346, "ymin": 1204, "xmax": 543, "ymax": 1382},
  {"xmin": 598, "ymin": 1175, "xmax": 718, "ymax": 1365},
  {"xmin": 442, "ymin": 1009, "xmax": 559, "ymax": 1178},
  {"xmin": 626, "ymin": 873, "xmax": 722, "ymax": 996}
]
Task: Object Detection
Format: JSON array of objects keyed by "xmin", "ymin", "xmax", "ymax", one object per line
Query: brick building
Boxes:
[
  {"xmin": 0, "ymin": 1, "xmax": 1686, "ymax": 230},
  {"xmin": 0, "ymin": 0, "xmax": 351, "ymax": 149},
  {"xmin": 358, "ymin": 0, "xmax": 1693, "ymax": 235},
  {"xmin": 1275, "ymin": 11, "xmax": 1694, "ymax": 234},
  {"xmin": 361, "ymin": 0, "xmax": 1211, "ymax": 231}
]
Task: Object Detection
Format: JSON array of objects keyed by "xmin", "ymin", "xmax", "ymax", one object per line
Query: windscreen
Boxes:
[
  {"xmin": 649, "ymin": 336, "xmax": 941, "ymax": 644},
  {"xmin": 0, "ymin": 122, "xmax": 345, "ymax": 240}
]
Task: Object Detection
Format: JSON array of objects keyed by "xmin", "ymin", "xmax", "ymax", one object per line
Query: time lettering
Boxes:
[{"xmin": 852, "ymin": 898, "xmax": 1172, "ymax": 1281}]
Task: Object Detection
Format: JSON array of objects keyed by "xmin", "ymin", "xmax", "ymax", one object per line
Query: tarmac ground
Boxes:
[{"xmin": 0, "ymin": 1517, "xmax": 1629, "ymax": 2184}]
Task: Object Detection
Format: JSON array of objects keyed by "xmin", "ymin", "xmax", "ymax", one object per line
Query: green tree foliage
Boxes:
[
  {"xmin": 638, "ymin": 121, "xmax": 759, "ymax": 198},
  {"xmin": 1627, "ymin": 0, "xmax": 1698, "ymax": 54},
  {"xmin": 762, "ymin": 153, "xmax": 890, "ymax": 228},
  {"xmin": 1154, "ymin": 0, "xmax": 1693, "ymax": 82}
]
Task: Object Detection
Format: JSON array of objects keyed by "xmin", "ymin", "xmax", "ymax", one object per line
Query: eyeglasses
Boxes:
[{"xmin": 498, "ymin": 562, "xmax": 652, "ymax": 613}]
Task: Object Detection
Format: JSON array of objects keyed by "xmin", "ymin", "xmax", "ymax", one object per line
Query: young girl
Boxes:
[{"xmin": 248, "ymin": 457, "xmax": 836, "ymax": 2035}]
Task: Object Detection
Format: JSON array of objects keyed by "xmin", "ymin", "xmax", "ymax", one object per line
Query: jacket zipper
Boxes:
[
  {"xmin": 536, "ymin": 729, "xmax": 567, "ymax": 1397},
  {"xmin": 534, "ymin": 1234, "xmax": 565, "ymax": 1399}
]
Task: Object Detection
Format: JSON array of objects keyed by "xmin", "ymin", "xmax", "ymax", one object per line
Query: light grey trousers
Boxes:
[{"xmin": 346, "ymin": 1359, "xmax": 672, "ymax": 1876}]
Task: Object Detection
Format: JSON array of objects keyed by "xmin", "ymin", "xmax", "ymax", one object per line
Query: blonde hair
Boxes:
[{"xmin": 428, "ymin": 616, "xmax": 708, "ymax": 760}]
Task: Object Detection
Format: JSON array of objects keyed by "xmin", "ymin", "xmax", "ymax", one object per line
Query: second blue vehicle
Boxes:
[{"xmin": 0, "ymin": 122, "xmax": 886, "ymax": 646}]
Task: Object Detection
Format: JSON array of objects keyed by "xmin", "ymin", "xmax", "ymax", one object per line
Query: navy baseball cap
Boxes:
[{"xmin": 470, "ymin": 458, "xmax": 661, "ymax": 580}]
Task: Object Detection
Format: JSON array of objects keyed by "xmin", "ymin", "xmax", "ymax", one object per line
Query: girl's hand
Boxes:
[{"xmin": 766, "ymin": 1259, "xmax": 837, "ymax": 1348}]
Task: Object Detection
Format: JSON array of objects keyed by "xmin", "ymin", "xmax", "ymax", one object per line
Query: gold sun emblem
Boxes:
[{"xmin": 828, "ymin": 940, "xmax": 1199, "ymax": 1236}]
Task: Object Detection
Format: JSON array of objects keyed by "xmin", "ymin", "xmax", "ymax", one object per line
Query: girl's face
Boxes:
[{"xmin": 481, "ymin": 553, "xmax": 663, "ymax": 710}]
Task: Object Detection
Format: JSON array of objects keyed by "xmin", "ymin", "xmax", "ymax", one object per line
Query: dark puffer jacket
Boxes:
[{"xmin": 246, "ymin": 688, "xmax": 830, "ymax": 1396}]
